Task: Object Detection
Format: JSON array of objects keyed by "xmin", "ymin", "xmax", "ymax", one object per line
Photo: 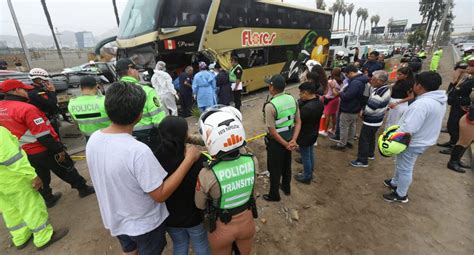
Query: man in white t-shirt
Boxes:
[{"xmin": 86, "ymin": 81, "xmax": 201, "ymax": 254}]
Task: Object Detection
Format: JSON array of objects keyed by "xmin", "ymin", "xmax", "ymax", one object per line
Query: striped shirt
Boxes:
[{"xmin": 363, "ymin": 85, "xmax": 391, "ymax": 126}]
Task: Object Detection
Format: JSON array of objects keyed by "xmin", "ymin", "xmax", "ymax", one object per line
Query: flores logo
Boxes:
[
  {"xmin": 223, "ymin": 134, "xmax": 243, "ymax": 148},
  {"xmin": 241, "ymin": 30, "xmax": 276, "ymax": 47}
]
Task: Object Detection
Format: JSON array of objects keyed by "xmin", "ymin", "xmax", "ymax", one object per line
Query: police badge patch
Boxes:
[{"xmin": 153, "ymin": 97, "xmax": 161, "ymax": 107}]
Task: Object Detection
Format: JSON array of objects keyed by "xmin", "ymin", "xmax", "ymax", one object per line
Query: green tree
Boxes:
[
  {"xmin": 316, "ymin": 0, "xmax": 326, "ymax": 10},
  {"xmin": 354, "ymin": 7, "xmax": 364, "ymax": 34},
  {"xmin": 407, "ymin": 28, "xmax": 426, "ymax": 47}
]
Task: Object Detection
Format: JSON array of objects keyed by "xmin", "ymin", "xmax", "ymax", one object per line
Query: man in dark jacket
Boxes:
[
  {"xmin": 331, "ymin": 65, "xmax": 369, "ymax": 150},
  {"xmin": 179, "ymin": 66, "xmax": 194, "ymax": 117},
  {"xmin": 362, "ymin": 51, "xmax": 384, "ymax": 77},
  {"xmin": 294, "ymin": 82, "xmax": 324, "ymax": 184},
  {"xmin": 215, "ymin": 63, "xmax": 232, "ymax": 105}
]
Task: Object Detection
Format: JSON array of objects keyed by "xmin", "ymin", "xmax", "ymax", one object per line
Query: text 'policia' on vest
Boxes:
[{"xmin": 68, "ymin": 95, "xmax": 110, "ymax": 137}]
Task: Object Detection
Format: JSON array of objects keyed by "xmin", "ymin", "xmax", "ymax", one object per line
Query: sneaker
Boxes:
[
  {"xmin": 78, "ymin": 185, "xmax": 95, "ymax": 198},
  {"xmin": 313, "ymin": 141, "xmax": 318, "ymax": 147},
  {"xmin": 294, "ymin": 174, "xmax": 311, "ymax": 184},
  {"xmin": 318, "ymin": 131, "xmax": 328, "ymax": 137},
  {"xmin": 368, "ymin": 156, "xmax": 375, "ymax": 160},
  {"xmin": 383, "ymin": 179, "xmax": 397, "ymax": 190},
  {"xmin": 263, "ymin": 194, "xmax": 280, "ymax": 202},
  {"xmin": 45, "ymin": 192, "xmax": 62, "ymax": 208},
  {"xmin": 37, "ymin": 228, "xmax": 69, "ymax": 251},
  {"xmin": 350, "ymin": 160, "xmax": 368, "ymax": 168},
  {"xmin": 330, "ymin": 144, "xmax": 345, "ymax": 151},
  {"xmin": 383, "ymin": 191, "xmax": 408, "ymax": 203},
  {"xmin": 439, "ymin": 148, "xmax": 452, "ymax": 155}
]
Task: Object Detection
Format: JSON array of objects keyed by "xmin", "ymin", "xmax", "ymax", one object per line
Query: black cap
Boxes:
[
  {"xmin": 79, "ymin": 76, "xmax": 97, "ymax": 88},
  {"xmin": 115, "ymin": 58, "xmax": 136, "ymax": 72},
  {"xmin": 265, "ymin": 74, "xmax": 286, "ymax": 90},
  {"xmin": 298, "ymin": 82, "xmax": 318, "ymax": 94}
]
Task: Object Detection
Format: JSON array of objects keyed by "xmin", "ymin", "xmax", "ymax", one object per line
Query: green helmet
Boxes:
[{"xmin": 378, "ymin": 125, "xmax": 411, "ymax": 157}]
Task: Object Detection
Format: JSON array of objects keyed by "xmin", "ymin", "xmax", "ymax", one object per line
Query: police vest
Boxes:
[
  {"xmin": 417, "ymin": 51, "xmax": 426, "ymax": 58},
  {"xmin": 229, "ymin": 64, "xmax": 242, "ymax": 83},
  {"xmin": 68, "ymin": 95, "xmax": 110, "ymax": 136},
  {"xmin": 120, "ymin": 76, "xmax": 166, "ymax": 131},
  {"xmin": 433, "ymin": 50, "xmax": 443, "ymax": 57},
  {"xmin": 211, "ymin": 155, "xmax": 255, "ymax": 210},
  {"xmin": 270, "ymin": 94, "xmax": 297, "ymax": 134},
  {"xmin": 0, "ymin": 126, "xmax": 36, "ymax": 182}
]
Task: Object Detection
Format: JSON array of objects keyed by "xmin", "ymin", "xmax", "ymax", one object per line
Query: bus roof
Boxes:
[{"xmin": 256, "ymin": 0, "xmax": 333, "ymax": 16}]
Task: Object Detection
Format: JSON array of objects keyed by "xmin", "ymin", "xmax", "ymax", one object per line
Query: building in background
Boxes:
[{"xmin": 75, "ymin": 31, "xmax": 95, "ymax": 49}]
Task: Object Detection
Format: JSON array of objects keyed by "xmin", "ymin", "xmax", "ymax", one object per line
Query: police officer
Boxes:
[
  {"xmin": 430, "ymin": 47, "xmax": 443, "ymax": 72},
  {"xmin": 416, "ymin": 49, "xmax": 427, "ymax": 59},
  {"xmin": 0, "ymin": 126, "xmax": 68, "ymax": 250},
  {"xmin": 262, "ymin": 75, "xmax": 301, "ymax": 202},
  {"xmin": 28, "ymin": 68, "xmax": 61, "ymax": 135},
  {"xmin": 0, "ymin": 79, "xmax": 95, "ymax": 208},
  {"xmin": 195, "ymin": 106, "xmax": 258, "ymax": 255},
  {"xmin": 229, "ymin": 56, "xmax": 243, "ymax": 111},
  {"xmin": 115, "ymin": 59, "xmax": 166, "ymax": 148},
  {"xmin": 68, "ymin": 76, "xmax": 110, "ymax": 142}
]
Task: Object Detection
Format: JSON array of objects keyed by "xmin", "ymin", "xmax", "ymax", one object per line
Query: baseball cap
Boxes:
[
  {"xmin": 115, "ymin": 58, "xmax": 137, "ymax": 72},
  {"xmin": 80, "ymin": 76, "xmax": 97, "ymax": 88},
  {"xmin": 265, "ymin": 74, "xmax": 286, "ymax": 90},
  {"xmin": 0, "ymin": 79, "xmax": 34, "ymax": 93}
]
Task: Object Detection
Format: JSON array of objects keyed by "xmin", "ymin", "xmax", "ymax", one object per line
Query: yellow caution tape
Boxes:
[{"xmin": 71, "ymin": 133, "xmax": 268, "ymax": 161}]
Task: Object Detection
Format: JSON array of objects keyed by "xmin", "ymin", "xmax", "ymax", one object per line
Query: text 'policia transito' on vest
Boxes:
[{"xmin": 211, "ymin": 155, "xmax": 255, "ymax": 210}]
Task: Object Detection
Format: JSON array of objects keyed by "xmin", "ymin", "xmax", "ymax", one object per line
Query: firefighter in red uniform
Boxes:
[{"xmin": 0, "ymin": 80, "xmax": 94, "ymax": 208}]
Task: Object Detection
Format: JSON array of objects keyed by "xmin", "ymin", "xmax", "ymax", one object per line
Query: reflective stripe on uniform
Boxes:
[
  {"xmin": 224, "ymin": 198, "xmax": 248, "ymax": 209},
  {"xmin": 19, "ymin": 130, "xmax": 51, "ymax": 146},
  {"xmin": 133, "ymin": 124, "xmax": 155, "ymax": 131},
  {"xmin": 143, "ymin": 108, "xmax": 164, "ymax": 118},
  {"xmin": 31, "ymin": 221, "xmax": 49, "ymax": 233},
  {"xmin": 276, "ymin": 126, "xmax": 292, "ymax": 133},
  {"xmin": 275, "ymin": 115, "xmax": 295, "ymax": 125},
  {"xmin": 8, "ymin": 222, "xmax": 27, "ymax": 231},
  {"xmin": 0, "ymin": 148, "xmax": 23, "ymax": 166},
  {"xmin": 34, "ymin": 130, "xmax": 51, "ymax": 138},
  {"xmin": 224, "ymin": 191, "xmax": 252, "ymax": 203},
  {"xmin": 75, "ymin": 117, "xmax": 110, "ymax": 124}
]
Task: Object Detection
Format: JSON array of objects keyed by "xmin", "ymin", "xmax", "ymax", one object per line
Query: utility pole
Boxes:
[
  {"xmin": 112, "ymin": 0, "xmax": 120, "ymax": 27},
  {"xmin": 40, "ymin": 0, "xmax": 66, "ymax": 68},
  {"xmin": 432, "ymin": 0, "xmax": 451, "ymax": 52},
  {"xmin": 7, "ymin": 0, "xmax": 32, "ymax": 70}
]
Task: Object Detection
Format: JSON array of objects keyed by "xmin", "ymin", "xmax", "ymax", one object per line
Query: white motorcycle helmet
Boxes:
[
  {"xmin": 305, "ymin": 60, "xmax": 321, "ymax": 72},
  {"xmin": 336, "ymin": 51, "xmax": 345, "ymax": 57},
  {"xmin": 199, "ymin": 106, "xmax": 246, "ymax": 156},
  {"xmin": 29, "ymin": 68, "xmax": 50, "ymax": 81}
]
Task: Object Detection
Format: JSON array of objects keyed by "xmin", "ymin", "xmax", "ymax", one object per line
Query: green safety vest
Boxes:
[
  {"xmin": 433, "ymin": 49, "xmax": 443, "ymax": 58},
  {"xmin": 0, "ymin": 126, "xmax": 37, "ymax": 186},
  {"xmin": 462, "ymin": 55, "xmax": 471, "ymax": 63},
  {"xmin": 68, "ymin": 95, "xmax": 110, "ymax": 136},
  {"xmin": 270, "ymin": 94, "xmax": 297, "ymax": 134},
  {"xmin": 229, "ymin": 64, "xmax": 242, "ymax": 82},
  {"xmin": 211, "ymin": 155, "xmax": 255, "ymax": 210},
  {"xmin": 120, "ymin": 76, "xmax": 166, "ymax": 131},
  {"xmin": 417, "ymin": 51, "xmax": 426, "ymax": 58}
]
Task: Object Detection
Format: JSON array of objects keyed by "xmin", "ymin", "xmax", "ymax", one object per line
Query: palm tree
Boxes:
[
  {"xmin": 112, "ymin": 0, "xmax": 120, "ymax": 26},
  {"xmin": 40, "ymin": 0, "xmax": 65, "ymax": 67},
  {"xmin": 336, "ymin": 0, "xmax": 342, "ymax": 30},
  {"xmin": 373, "ymin": 15, "xmax": 380, "ymax": 27},
  {"xmin": 346, "ymin": 3, "xmax": 354, "ymax": 31},
  {"xmin": 360, "ymin": 9, "xmax": 368, "ymax": 36},
  {"xmin": 341, "ymin": 4, "xmax": 347, "ymax": 30},
  {"xmin": 329, "ymin": 3, "xmax": 338, "ymax": 30},
  {"xmin": 354, "ymin": 7, "xmax": 364, "ymax": 34}
]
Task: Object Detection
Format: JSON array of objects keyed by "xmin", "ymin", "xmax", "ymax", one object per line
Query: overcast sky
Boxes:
[{"xmin": 1, "ymin": 0, "xmax": 472, "ymax": 37}]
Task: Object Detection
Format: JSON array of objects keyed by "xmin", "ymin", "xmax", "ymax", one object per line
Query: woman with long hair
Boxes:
[
  {"xmin": 320, "ymin": 68, "xmax": 343, "ymax": 136},
  {"xmin": 385, "ymin": 66, "xmax": 415, "ymax": 128},
  {"xmin": 154, "ymin": 116, "xmax": 211, "ymax": 255}
]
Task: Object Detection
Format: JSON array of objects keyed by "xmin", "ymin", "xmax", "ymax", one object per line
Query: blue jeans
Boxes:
[
  {"xmin": 167, "ymin": 223, "xmax": 210, "ymax": 255},
  {"xmin": 390, "ymin": 146, "xmax": 428, "ymax": 197},
  {"xmin": 299, "ymin": 145, "xmax": 315, "ymax": 179}
]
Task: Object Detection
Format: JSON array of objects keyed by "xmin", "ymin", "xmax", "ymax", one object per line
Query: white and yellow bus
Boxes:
[{"xmin": 108, "ymin": 0, "xmax": 332, "ymax": 92}]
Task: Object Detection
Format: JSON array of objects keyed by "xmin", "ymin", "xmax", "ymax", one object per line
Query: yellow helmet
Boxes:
[{"xmin": 378, "ymin": 125, "xmax": 411, "ymax": 157}]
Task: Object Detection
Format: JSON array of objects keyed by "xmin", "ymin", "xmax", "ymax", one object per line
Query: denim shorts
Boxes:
[{"xmin": 116, "ymin": 223, "xmax": 167, "ymax": 255}]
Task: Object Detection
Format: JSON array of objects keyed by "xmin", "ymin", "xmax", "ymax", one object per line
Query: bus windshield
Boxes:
[{"xmin": 118, "ymin": 0, "xmax": 160, "ymax": 39}]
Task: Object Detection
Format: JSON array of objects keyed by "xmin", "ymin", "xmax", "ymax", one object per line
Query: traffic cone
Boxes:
[{"xmin": 389, "ymin": 64, "xmax": 398, "ymax": 80}]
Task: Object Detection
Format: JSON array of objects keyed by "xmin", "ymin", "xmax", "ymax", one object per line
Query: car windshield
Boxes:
[{"xmin": 118, "ymin": 0, "xmax": 160, "ymax": 39}]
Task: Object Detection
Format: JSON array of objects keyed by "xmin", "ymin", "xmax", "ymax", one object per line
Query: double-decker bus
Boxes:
[{"xmin": 105, "ymin": 0, "xmax": 332, "ymax": 92}]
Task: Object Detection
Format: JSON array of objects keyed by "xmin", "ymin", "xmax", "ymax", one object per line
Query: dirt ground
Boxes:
[{"xmin": 1, "ymin": 47, "xmax": 473, "ymax": 255}]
